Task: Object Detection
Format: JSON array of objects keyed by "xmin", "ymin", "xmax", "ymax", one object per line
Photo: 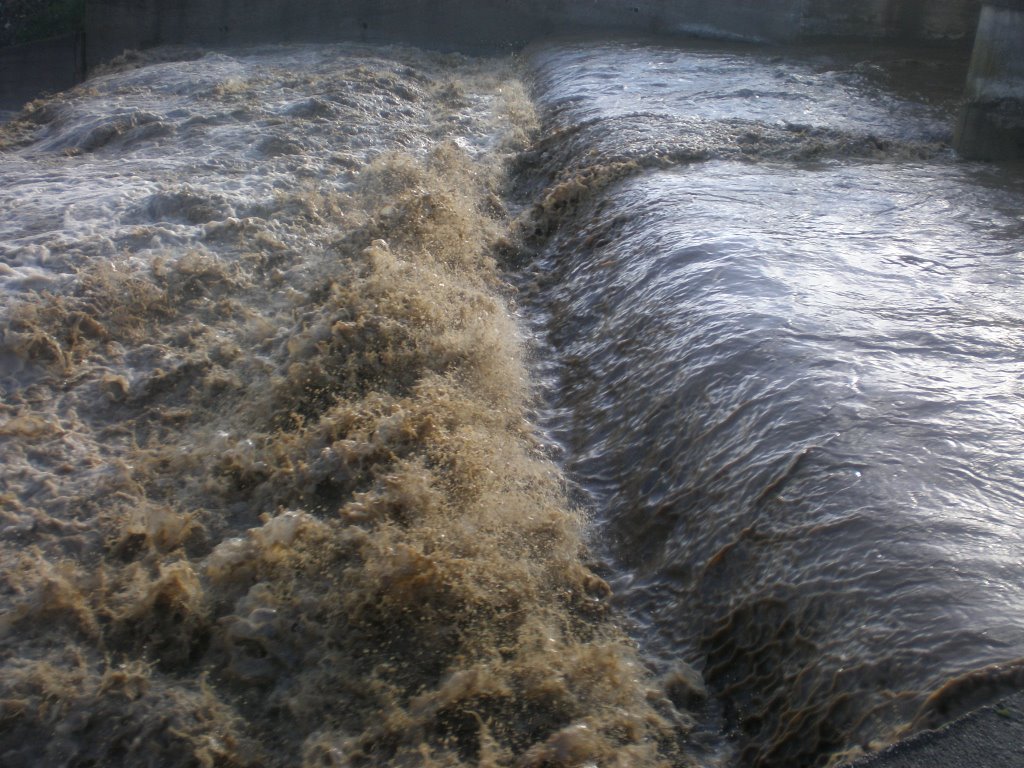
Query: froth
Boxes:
[{"xmin": 0, "ymin": 44, "xmax": 692, "ymax": 767}]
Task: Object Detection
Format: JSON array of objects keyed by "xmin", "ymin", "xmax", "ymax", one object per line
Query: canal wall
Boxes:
[
  {"xmin": 0, "ymin": 32, "xmax": 84, "ymax": 112},
  {"xmin": 800, "ymin": 0, "xmax": 982, "ymax": 40},
  {"xmin": 955, "ymin": 1, "xmax": 1024, "ymax": 160},
  {"xmin": 82, "ymin": 0, "xmax": 982, "ymax": 70}
]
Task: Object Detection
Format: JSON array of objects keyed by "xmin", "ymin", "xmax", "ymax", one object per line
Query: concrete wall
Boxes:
[
  {"xmin": 83, "ymin": 0, "xmax": 801, "ymax": 68},
  {"xmin": 85, "ymin": 0, "xmax": 980, "ymax": 70},
  {"xmin": 955, "ymin": 2, "xmax": 1024, "ymax": 159},
  {"xmin": 0, "ymin": 33, "xmax": 85, "ymax": 112},
  {"xmin": 800, "ymin": 0, "xmax": 982, "ymax": 40}
]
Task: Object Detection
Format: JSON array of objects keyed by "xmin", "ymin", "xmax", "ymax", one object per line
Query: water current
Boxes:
[
  {"xmin": 520, "ymin": 40, "xmax": 1024, "ymax": 767},
  {"xmin": 0, "ymin": 35, "xmax": 1022, "ymax": 768},
  {"xmin": 1, "ymin": 44, "xmax": 681, "ymax": 768}
]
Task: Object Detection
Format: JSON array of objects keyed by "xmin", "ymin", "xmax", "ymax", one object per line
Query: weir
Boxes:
[{"xmin": 2, "ymin": 4, "xmax": 1024, "ymax": 768}]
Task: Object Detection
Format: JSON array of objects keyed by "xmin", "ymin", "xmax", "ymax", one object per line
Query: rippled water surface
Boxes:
[
  {"xmin": 530, "ymin": 41, "xmax": 953, "ymax": 141},
  {"xmin": 523, "ymin": 40, "xmax": 1024, "ymax": 767}
]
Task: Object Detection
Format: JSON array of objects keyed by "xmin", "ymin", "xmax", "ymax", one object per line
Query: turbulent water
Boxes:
[
  {"xmin": 520, "ymin": 40, "xmax": 1024, "ymax": 767},
  {"xmin": 0, "ymin": 44, "xmax": 694, "ymax": 768},
  {"xmin": 1, "ymin": 35, "xmax": 1023, "ymax": 768}
]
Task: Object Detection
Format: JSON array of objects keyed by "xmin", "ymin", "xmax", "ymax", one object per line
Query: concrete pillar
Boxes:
[{"xmin": 955, "ymin": 1, "xmax": 1024, "ymax": 160}]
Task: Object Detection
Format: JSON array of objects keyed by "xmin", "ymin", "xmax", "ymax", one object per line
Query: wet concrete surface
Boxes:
[{"xmin": 848, "ymin": 693, "xmax": 1024, "ymax": 768}]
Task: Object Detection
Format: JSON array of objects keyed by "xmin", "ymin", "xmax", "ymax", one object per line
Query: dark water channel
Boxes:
[{"xmin": 520, "ymin": 39, "xmax": 1024, "ymax": 768}]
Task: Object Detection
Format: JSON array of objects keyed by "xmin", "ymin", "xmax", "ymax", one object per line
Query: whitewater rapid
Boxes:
[{"xmin": 0, "ymin": 43, "xmax": 693, "ymax": 768}]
